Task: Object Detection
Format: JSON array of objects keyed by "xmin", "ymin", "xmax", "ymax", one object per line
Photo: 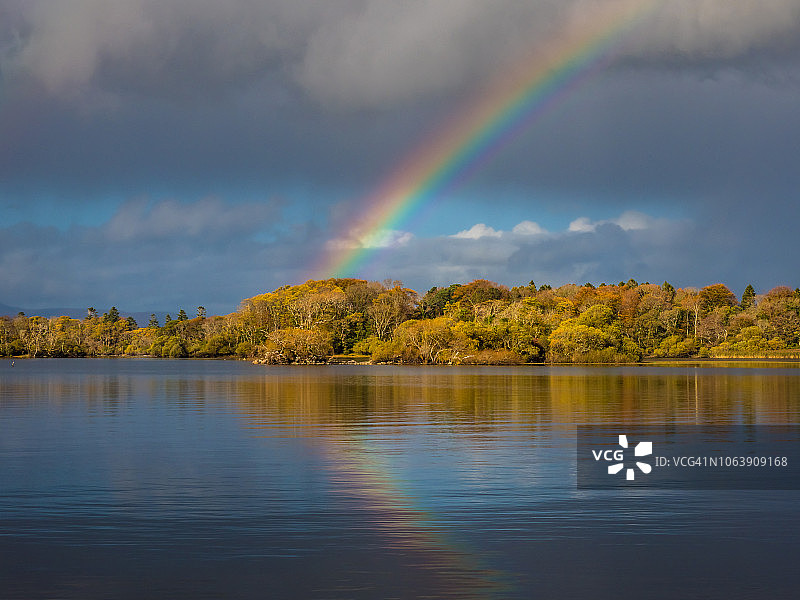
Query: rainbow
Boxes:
[
  {"xmin": 315, "ymin": 0, "xmax": 656, "ymax": 279},
  {"xmin": 234, "ymin": 374, "xmax": 512, "ymax": 595},
  {"xmin": 319, "ymin": 432, "xmax": 513, "ymax": 596}
]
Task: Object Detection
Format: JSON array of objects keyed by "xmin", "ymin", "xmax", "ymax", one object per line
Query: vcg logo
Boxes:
[{"xmin": 591, "ymin": 434, "xmax": 653, "ymax": 481}]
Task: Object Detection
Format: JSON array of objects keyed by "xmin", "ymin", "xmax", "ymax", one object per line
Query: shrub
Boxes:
[
  {"xmin": 235, "ymin": 341, "xmax": 254, "ymax": 358},
  {"xmin": 370, "ymin": 339, "xmax": 406, "ymax": 363}
]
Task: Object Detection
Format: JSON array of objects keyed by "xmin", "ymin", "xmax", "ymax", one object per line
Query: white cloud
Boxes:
[
  {"xmin": 354, "ymin": 210, "xmax": 699, "ymax": 290},
  {"xmin": 359, "ymin": 229, "xmax": 414, "ymax": 249},
  {"xmin": 327, "ymin": 228, "xmax": 414, "ymax": 250},
  {"xmin": 614, "ymin": 211, "xmax": 651, "ymax": 231},
  {"xmin": 511, "ymin": 220, "xmax": 547, "ymax": 236},
  {"xmin": 569, "ymin": 211, "xmax": 655, "ymax": 233},
  {"xmin": 452, "ymin": 223, "xmax": 503, "ymax": 239},
  {"xmin": 568, "ymin": 217, "xmax": 595, "ymax": 233},
  {"xmin": 453, "ymin": 220, "xmax": 547, "ymax": 239}
]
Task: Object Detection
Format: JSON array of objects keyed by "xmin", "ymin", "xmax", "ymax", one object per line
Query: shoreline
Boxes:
[{"xmin": 7, "ymin": 355, "xmax": 800, "ymax": 367}]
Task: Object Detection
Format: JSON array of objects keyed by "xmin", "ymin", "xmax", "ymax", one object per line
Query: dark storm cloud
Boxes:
[
  {"xmin": 469, "ymin": 65, "xmax": 800, "ymax": 205},
  {"xmin": 5, "ymin": 1, "xmax": 800, "ymax": 107},
  {"xmin": 1, "ymin": 1, "xmax": 800, "ymax": 308},
  {"xmin": 2, "ymin": 0, "xmax": 318, "ymax": 99},
  {"xmin": 0, "ymin": 72, "xmax": 445, "ymax": 206},
  {"xmin": 3, "ymin": 0, "xmax": 798, "ymax": 201}
]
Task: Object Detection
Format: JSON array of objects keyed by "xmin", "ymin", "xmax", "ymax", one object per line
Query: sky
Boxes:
[{"xmin": 1, "ymin": 0, "xmax": 799, "ymax": 315}]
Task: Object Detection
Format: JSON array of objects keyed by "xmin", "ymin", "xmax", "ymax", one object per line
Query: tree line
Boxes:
[{"xmin": 2, "ymin": 278, "xmax": 799, "ymax": 363}]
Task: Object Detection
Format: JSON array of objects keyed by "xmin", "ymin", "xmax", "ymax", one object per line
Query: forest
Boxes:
[{"xmin": 2, "ymin": 278, "xmax": 800, "ymax": 364}]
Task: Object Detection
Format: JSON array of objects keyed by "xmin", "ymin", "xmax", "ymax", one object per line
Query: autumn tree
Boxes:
[
  {"xmin": 368, "ymin": 285, "xmax": 418, "ymax": 340},
  {"xmin": 289, "ymin": 289, "xmax": 347, "ymax": 330},
  {"xmin": 677, "ymin": 289, "xmax": 701, "ymax": 338},
  {"xmin": 451, "ymin": 279, "xmax": 509, "ymax": 308},
  {"xmin": 630, "ymin": 285, "xmax": 672, "ymax": 352},
  {"xmin": 757, "ymin": 287, "xmax": 800, "ymax": 345},
  {"xmin": 344, "ymin": 280, "xmax": 382, "ymax": 314},
  {"xmin": 4, "ymin": 275, "xmax": 800, "ymax": 360},
  {"xmin": 266, "ymin": 328, "xmax": 333, "ymax": 363},
  {"xmin": 394, "ymin": 317, "xmax": 461, "ymax": 364},
  {"xmin": 699, "ymin": 284, "xmax": 737, "ymax": 314},
  {"xmin": 697, "ymin": 308, "xmax": 730, "ymax": 346}
]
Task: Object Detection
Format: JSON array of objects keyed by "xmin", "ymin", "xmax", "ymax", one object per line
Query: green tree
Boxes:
[
  {"xmin": 548, "ymin": 305, "xmax": 641, "ymax": 363},
  {"xmin": 104, "ymin": 306, "xmax": 121, "ymax": 323},
  {"xmin": 148, "ymin": 314, "xmax": 160, "ymax": 328},
  {"xmin": 741, "ymin": 284, "xmax": 756, "ymax": 310},
  {"xmin": 662, "ymin": 281, "xmax": 676, "ymax": 302},
  {"xmin": 549, "ymin": 323, "xmax": 616, "ymax": 359},
  {"xmin": 421, "ymin": 285, "xmax": 460, "ymax": 318},
  {"xmin": 197, "ymin": 306, "xmax": 207, "ymax": 319},
  {"xmin": 162, "ymin": 336, "xmax": 188, "ymax": 358},
  {"xmin": 178, "ymin": 309, "xmax": 188, "ymax": 322},
  {"xmin": 630, "ymin": 290, "xmax": 670, "ymax": 352}
]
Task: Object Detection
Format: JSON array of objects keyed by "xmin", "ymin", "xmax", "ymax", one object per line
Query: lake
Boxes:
[{"xmin": 1, "ymin": 359, "xmax": 799, "ymax": 599}]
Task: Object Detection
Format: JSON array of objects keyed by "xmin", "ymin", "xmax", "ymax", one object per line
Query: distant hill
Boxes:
[{"xmin": 0, "ymin": 301, "xmax": 27, "ymax": 317}]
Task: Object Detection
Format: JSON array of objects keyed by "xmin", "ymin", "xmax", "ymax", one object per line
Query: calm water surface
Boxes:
[{"xmin": 1, "ymin": 359, "xmax": 799, "ymax": 599}]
